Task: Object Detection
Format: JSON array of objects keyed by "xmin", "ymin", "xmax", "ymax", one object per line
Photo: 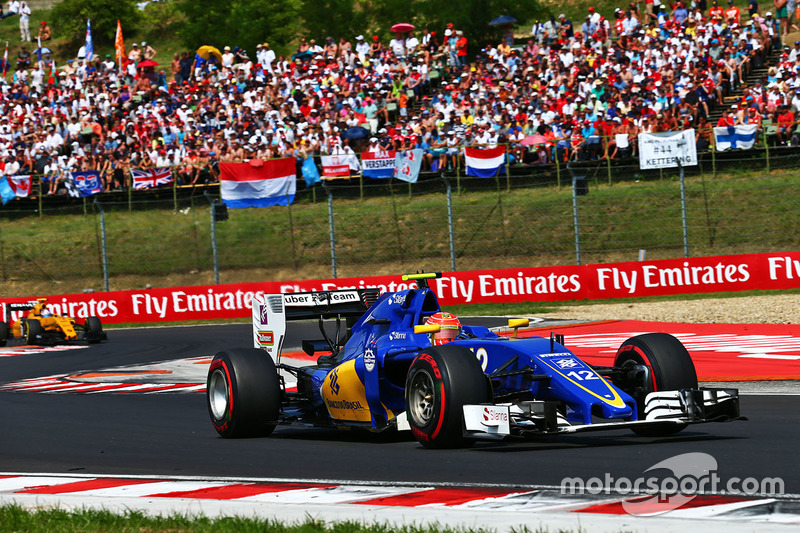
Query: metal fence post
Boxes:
[
  {"xmin": 93, "ymin": 198, "xmax": 110, "ymax": 292},
  {"xmin": 204, "ymin": 192, "xmax": 220, "ymax": 284},
  {"xmin": 764, "ymin": 128, "xmax": 771, "ymax": 173},
  {"xmin": 323, "ymin": 183, "xmax": 337, "ymax": 278},
  {"xmin": 445, "ymin": 176, "xmax": 456, "ymax": 272},
  {"xmin": 677, "ymin": 140, "xmax": 690, "ymax": 258},
  {"xmin": 567, "ymin": 164, "xmax": 582, "ymax": 265}
]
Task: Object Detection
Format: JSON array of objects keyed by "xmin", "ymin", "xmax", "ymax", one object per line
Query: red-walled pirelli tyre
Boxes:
[
  {"xmin": 405, "ymin": 344, "xmax": 492, "ymax": 449},
  {"xmin": 614, "ymin": 333, "xmax": 698, "ymax": 437},
  {"xmin": 207, "ymin": 348, "xmax": 281, "ymax": 438}
]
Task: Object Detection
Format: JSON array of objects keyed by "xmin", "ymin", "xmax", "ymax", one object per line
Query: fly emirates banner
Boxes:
[{"xmin": 3, "ymin": 251, "xmax": 800, "ymax": 324}]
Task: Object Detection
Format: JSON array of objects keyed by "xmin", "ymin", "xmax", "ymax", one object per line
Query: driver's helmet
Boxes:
[
  {"xmin": 40, "ymin": 307, "xmax": 52, "ymax": 317},
  {"xmin": 425, "ymin": 312, "xmax": 462, "ymax": 345}
]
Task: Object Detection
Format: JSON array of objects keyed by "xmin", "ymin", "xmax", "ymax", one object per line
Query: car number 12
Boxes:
[
  {"xmin": 567, "ymin": 370, "xmax": 599, "ymax": 381},
  {"xmin": 469, "ymin": 347, "xmax": 489, "ymax": 371}
]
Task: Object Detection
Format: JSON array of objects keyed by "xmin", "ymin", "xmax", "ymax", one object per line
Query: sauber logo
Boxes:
[
  {"xmin": 258, "ymin": 305, "xmax": 269, "ymax": 326},
  {"xmin": 482, "ymin": 406, "xmax": 509, "ymax": 426},
  {"xmin": 553, "ymin": 358, "xmax": 580, "ymax": 369},
  {"xmin": 256, "ymin": 331, "xmax": 274, "ymax": 346}
]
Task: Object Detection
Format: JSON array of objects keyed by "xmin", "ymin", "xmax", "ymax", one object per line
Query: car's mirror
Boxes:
[
  {"xmin": 508, "ymin": 318, "xmax": 529, "ymax": 329},
  {"xmin": 414, "ymin": 324, "xmax": 440, "ymax": 335},
  {"xmin": 508, "ymin": 318, "xmax": 529, "ymax": 337}
]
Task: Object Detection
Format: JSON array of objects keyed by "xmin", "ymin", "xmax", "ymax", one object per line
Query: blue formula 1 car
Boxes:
[{"xmin": 206, "ymin": 273, "xmax": 742, "ymax": 448}]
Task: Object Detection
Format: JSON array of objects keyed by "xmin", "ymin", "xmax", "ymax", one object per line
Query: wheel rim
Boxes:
[
  {"xmin": 208, "ymin": 368, "xmax": 230, "ymax": 420},
  {"xmin": 408, "ymin": 369, "xmax": 435, "ymax": 427}
]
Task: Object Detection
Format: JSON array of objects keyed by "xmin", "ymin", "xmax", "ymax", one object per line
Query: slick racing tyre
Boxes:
[
  {"xmin": 405, "ymin": 344, "xmax": 492, "ymax": 449},
  {"xmin": 207, "ymin": 348, "xmax": 281, "ymax": 438},
  {"xmin": 85, "ymin": 316, "xmax": 104, "ymax": 343},
  {"xmin": 0, "ymin": 321, "xmax": 8, "ymax": 347},
  {"xmin": 614, "ymin": 333, "xmax": 698, "ymax": 437},
  {"xmin": 25, "ymin": 319, "xmax": 43, "ymax": 345}
]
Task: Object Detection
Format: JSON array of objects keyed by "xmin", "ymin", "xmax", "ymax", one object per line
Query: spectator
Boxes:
[
  {"xmin": 774, "ymin": 0, "xmax": 789, "ymax": 34},
  {"xmin": 776, "ymin": 104, "xmax": 796, "ymax": 144},
  {"xmin": 18, "ymin": 0, "xmax": 30, "ymax": 42},
  {"xmin": 38, "ymin": 19, "xmax": 50, "ymax": 41},
  {"xmin": 2, "ymin": 0, "xmax": 19, "ymax": 20},
  {"xmin": 725, "ymin": 0, "xmax": 741, "ymax": 24},
  {"xmin": 141, "ymin": 42, "xmax": 156, "ymax": 61}
]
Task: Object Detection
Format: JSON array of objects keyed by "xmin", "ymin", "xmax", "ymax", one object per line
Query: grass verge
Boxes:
[{"xmin": 0, "ymin": 505, "xmax": 568, "ymax": 533}]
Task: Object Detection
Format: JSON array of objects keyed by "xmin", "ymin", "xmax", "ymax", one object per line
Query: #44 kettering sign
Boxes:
[{"xmin": 638, "ymin": 129, "xmax": 698, "ymax": 170}]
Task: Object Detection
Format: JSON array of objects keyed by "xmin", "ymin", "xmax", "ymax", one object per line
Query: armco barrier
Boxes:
[{"xmin": 3, "ymin": 250, "xmax": 800, "ymax": 325}]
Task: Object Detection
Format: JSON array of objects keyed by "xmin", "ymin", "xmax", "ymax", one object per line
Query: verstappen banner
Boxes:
[
  {"xmin": 361, "ymin": 150, "xmax": 396, "ymax": 179},
  {"xmin": 4, "ymin": 251, "xmax": 800, "ymax": 325}
]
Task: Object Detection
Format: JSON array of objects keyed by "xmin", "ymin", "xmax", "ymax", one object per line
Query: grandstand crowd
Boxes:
[{"xmin": 0, "ymin": 1, "xmax": 796, "ymax": 193}]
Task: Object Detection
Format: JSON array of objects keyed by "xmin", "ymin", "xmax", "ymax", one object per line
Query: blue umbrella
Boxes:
[
  {"xmin": 292, "ymin": 51, "xmax": 314, "ymax": 61},
  {"xmin": 342, "ymin": 126, "xmax": 370, "ymax": 140},
  {"xmin": 489, "ymin": 15, "xmax": 518, "ymax": 26}
]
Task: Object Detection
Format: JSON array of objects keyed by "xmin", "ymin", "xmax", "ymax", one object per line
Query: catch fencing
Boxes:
[{"xmin": 2, "ymin": 143, "xmax": 800, "ymax": 294}]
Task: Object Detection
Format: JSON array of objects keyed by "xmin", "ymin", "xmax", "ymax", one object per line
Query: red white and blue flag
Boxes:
[
  {"xmin": 131, "ymin": 167, "xmax": 173, "ymax": 190},
  {"xmin": 362, "ymin": 150, "xmax": 396, "ymax": 179},
  {"xmin": 464, "ymin": 146, "xmax": 506, "ymax": 177},
  {"xmin": 219, "ymin": 158, "xmax": 296, "ymax": 209},
  {"xmin": 67, "ymin": 171, "xmax": 102, "ymax": 197}
]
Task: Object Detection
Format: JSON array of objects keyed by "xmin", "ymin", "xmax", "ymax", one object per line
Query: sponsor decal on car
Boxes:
[
  {"xmin": 388, "ymin": 332, "xmax": 407, "ymax": 340},
  {"xmin": 364, "ymin": 348, "xmax": 376, "ymax": 372},
  {"xmin": 553, "ymin": 358, "xmax": 580, "ymax": 369},
  {"xmin": 482, "ymin": 406, "xmax": 509, "ymax": 426},
  {"xmin": 256, "ymin": 330, "xmax": 274, "ymax": 346},
  {"xmin": 283, "ymin": 291, "xmax": 361, "ymax": 307}
]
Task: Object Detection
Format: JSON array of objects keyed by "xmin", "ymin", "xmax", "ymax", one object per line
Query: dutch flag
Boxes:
[
  {"xmin": 464, "ymin": 146, "xmax": 506, "ymax": 177},
  {"xmin": 219, "ymin": 158, "xmax": 297, "ymax": 209}
]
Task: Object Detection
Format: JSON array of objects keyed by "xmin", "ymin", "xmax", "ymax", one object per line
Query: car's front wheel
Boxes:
[
  {"xmin": 25, "ymin": 319, "xmax": 42, "ymax": 345},
  {"xmin": 207, "ymin": 348, "xmax": 281, "ymax": 438},
  {"xmin": 614, "ymin": 333, "xmax": 698, "ymax": 437},
  {"xmin": 405, "ymin": 345, "xmax": 492, "ymax": 449},
  {"xmin": 85, "ymin": 316, "xmax": 104, "ymax": 343}
]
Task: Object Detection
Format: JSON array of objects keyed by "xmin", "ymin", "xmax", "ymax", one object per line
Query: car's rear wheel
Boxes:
[
  {"xmin": 405, "ymin": 345, "xmax": 492, "ymax": 449},
  {"xmin": 85, "ymin": 316, "xmax": 103, "ymax": 343},
  {"xmin": 207, "ymin": 348, "xmax": 281, "ymax": 438},
  {"xmin": 25, "ymin": 319, "xmax": 42, "ymax": 345},
  {"xmin": 614, "ymin": 333, "xmax": 698, "ymax": 437},
  {"xmin": 0, "ymin": 321, "xmax": 8, "ymax": 347}
]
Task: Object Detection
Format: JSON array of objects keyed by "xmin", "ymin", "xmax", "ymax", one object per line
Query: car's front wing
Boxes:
[{"xmin": 462, "ymin": 388, "xmax": 742, "ymax": 438}]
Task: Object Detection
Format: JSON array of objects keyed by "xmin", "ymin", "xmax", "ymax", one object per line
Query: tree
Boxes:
[
  {"xmin": 51, "ymin": 0, "xmax": 140, "ymax": 48},
  {"xmin": 300, "ymin": 0, "xmax": 367, "ymax": 45},
  {"xmin": 177, "ymin": 0, "xmax": 299, "ymax": 58},
  {"xmin": 418, "ymin": 0, "xmax": 548, "ymax": 54}
]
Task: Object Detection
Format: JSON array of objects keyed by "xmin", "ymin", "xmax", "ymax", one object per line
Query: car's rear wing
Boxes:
[
  {"xmin": 251, "ymin": 289, "xmax": 381, "ymax": 364},
  {"xmin": 2, "ymin": 302, "xmax": 36, "ymax": 324}
]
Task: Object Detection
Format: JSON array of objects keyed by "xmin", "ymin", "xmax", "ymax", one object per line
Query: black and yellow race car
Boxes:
[{"xmin": 0, "ymin": 298, "xmax": 106, "ymax": 346}]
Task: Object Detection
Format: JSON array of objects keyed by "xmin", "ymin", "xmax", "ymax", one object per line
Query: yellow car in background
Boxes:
[{"xmin": 0, "ymin": 299, "xmax": 106, "ymax": 346}]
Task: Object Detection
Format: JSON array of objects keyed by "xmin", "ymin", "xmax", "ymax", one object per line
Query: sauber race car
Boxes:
[
  {"xmin": 206, "ymin": 273, "xmax": 742, "ymax": 448},
  {"xmin": 0, "ymin": 299, "xmax": 106, "ymax": 346}
]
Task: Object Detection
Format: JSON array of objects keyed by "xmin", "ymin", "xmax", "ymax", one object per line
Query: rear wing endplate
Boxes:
[{"xmin": 251, "ymin": 289, "xmax": 380, "ymax": 364}]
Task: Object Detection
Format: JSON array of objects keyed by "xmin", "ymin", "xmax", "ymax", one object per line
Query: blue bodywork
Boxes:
[{"xmin": 297, "ymin": 286, "xmax": 637, "ymax": 429}]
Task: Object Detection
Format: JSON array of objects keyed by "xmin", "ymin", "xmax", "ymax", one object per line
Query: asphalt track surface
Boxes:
[{"xmin": 1, "ymin": 321, "xmax": 798, "ymax": 494}]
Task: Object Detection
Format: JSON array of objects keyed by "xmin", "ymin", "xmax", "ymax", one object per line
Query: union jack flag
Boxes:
[{"xmin": 131, "ymin": 167, "xmax": 173, "ymax": 190}]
